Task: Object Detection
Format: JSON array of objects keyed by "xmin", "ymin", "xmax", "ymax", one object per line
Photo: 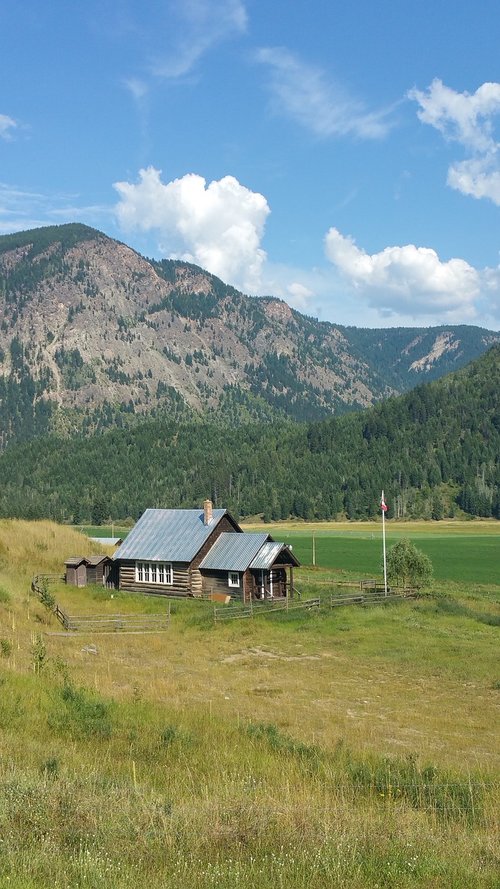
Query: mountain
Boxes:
[
  {"xmin": 0, "ymin": 223, "xmax": 498, "ymax": 448},
  {"xmin": 0, "ymin": 344, "xmax": 497, "ymax": 522}
]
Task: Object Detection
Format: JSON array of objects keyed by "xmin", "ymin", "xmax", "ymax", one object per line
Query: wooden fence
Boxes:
[
  {"xmin": 32, "ymin": 574, "xmax": 171, "ymax": 633},
  {"xmin": 53, "ymin": 606, "xmax": 171, "ymax": 633},
  {"xmin": 213, "ymin": 588, "xmax": 417, "ymax": 621},
  {"xmin": 213, "ymin": 597, "xmax": 320, "ymax": 623},
  {"xmin": 329, "ymin": 588, "xmax": 418, "ymax": 608}
]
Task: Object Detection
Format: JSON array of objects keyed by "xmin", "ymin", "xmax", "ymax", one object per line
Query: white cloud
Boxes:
[
  {"xmin": 114, "ymin": 167, "xmax": 270, "ymax": 293},
  {"xmin": 409, "ymin": 79, "xmax": 500, "ymax": 152},
  {"xmin": 324, "ymin": 227, "xmax": 481, "ymax": 319},
  {"xmin": 409, "ymin": 79, "xmax": 500, "ymax": 205},
  {"xmin": 255, "ymin": 47, "xmax": 394, "ymax": 140},
  {"xmin": 0, "ymin": 114, "xmax": 17, "ymax": 140},
  {"xmin": 286, "ymin": 281, "xmax": 314, "ymax": 310},
  {"xmin": 152, "ymin": 0, "xmax": 247, "ymax": 78},
  {"xmin": 447, "ymin": 155, "xmax": 500, "ymax": 205}
]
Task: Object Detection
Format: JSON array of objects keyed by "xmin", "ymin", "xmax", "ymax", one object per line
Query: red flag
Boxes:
[{"xmin": 381, "ymin": 494, "xmax": 388, "ymax": 512}]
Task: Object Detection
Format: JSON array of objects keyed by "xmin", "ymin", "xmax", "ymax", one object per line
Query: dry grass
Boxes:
[
  {"xmin": 0, "ymin": 519, "xmax": 499, "ymax": 888},
  {"xmin": 242, "ymin": 518, "xmax": 500, "ymax": 535}
]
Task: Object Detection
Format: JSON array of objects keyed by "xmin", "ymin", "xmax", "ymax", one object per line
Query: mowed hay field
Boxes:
[{"xmin": 0, "ymin": 519, "xmax": 499, "ymax": 888}]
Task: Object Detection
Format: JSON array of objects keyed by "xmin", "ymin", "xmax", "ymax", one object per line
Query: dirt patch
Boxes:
[{"xmin": 221, "ymin": 646, "xmax": 322, "ymax": 664}]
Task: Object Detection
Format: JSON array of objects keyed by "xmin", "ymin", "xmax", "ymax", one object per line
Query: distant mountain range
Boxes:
[{"xmin": 0, "ymin": 222, "xmax": 498, "ymax": 447}]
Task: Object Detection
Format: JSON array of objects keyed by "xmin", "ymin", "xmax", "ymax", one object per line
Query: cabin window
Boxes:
[
  {"xmin": 135, "ymin": 561, "xmax": 173, "ymax": 585},
  {"xmin": 228, "ymin": 571, "xmax": 240, "ymax": 588}
]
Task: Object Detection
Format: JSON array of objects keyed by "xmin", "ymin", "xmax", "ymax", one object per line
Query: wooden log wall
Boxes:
[
  {"xmin": 118, "ymin": 560, "xmax": 190, "ymax": 596},
  {"xmin": 202, "ymin": 570, "xmax": 244, "ymax": 600}
]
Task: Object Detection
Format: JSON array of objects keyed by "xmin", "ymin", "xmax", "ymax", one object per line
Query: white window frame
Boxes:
[
  {"xmin": 228, "ymin": 571, "xmax": 240, "ymax": 588},
  {"xmin": 135, "ymin": 561, "xmax": 173, "ymax": 585}
]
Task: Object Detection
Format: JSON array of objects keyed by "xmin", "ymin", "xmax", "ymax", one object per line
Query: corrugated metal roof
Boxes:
[
  {"xmin": 200, "ymin": 532, "xmax": 269, "ymax": 571},
  {"xmin": 89, "ymin": 537, "xmax": 122, "ymax": 546},
  {"xmin": 113, "ymin": 508, "xmax": 228, "ymax": 562},
  {"xmin": 250, "ymin": 541, "xmax": 289, "ymax": 569}
]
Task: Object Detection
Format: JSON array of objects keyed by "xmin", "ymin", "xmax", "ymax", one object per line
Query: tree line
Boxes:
[{"xmin": 0, "ymin": 345, "xmax": 497, "ymax": 524}]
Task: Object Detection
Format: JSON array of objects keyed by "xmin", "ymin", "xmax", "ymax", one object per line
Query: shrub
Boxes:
[
  {"xmin": 31, "ymin": 635, "xmax": 47, "ymax": 674},
  {"xmin": 386, "ymin": 538, "xmax": 433, "ymax": 589},
  {"xmin": 0, "ymin": 586, "xmax": 11, "ymax": 604},
  {"xmin": 0, "ymin": 638, "xmax": 12, "ymax": 658},
  {"xmin": 49, "ymin": 681, "xmax": 113, "ymax": 739}
]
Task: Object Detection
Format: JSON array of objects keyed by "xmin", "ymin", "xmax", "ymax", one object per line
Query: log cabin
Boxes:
[{"xmin": 112, "ymin": 500, "xmax": 299, "ymax": 602}]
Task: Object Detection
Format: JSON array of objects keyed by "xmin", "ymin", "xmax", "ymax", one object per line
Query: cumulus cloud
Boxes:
[
  {"xmin": 409, "ymin": 79, "xmax": 500, "ymax": 205},
  {"xmin": 255, "ymin": 47, "xmax": 394, "ymax": 140},
  {"xmin": 114, "ymin": 167, "xmax": 270, "ymax": 292},
  {"xmin": 152, "ymin": 0, "xmax": 247, "ymax": 78},
  {"xmin": 324, "ymin": 227, "xmax": 481, "ymax": 319},
  {"xmin": 0, "ymin": 114, "xmax": 17, "ymax": 140}
]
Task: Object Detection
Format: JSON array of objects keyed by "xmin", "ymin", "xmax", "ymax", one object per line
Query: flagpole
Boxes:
[{"xmin": 382, "ymin": 490, "xmax": 388, "ymax": 596}]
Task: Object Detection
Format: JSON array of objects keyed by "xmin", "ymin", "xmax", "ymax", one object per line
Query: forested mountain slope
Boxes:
[
  {"xmin": 0, "ymin": 223, "xmax": 497, "ymax": 448},
  {"xmin": 1, "ymin": 345, "xmax": 498, "ymax": 522}
]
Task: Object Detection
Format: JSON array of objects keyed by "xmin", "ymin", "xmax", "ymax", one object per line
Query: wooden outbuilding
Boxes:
[
  {"xmin": 65, "ymin": 555, "xmax": 113, "ymax": 587},
  {"xmin": 86, "ymin": 555, "xmax": 113, "ymax": 585},
  {"xmin": 65, "ymin": 557, "xmax": 88, "ymax": 588}
]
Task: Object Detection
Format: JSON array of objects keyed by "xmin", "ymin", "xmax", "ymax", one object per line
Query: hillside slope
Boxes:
[
  {"xmin": 0, "ymin": 344, "xmax": 497, "ymax": 522},
  {"xmin": 0, "ymin": 519, "xmax": 498, "ymax": 889},
  {"xmin": 0, "ymin": 223, "xmax": 497, "ymax": 446}
]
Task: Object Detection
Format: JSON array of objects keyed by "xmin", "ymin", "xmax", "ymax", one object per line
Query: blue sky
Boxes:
[{"xmin": 1, "ymin": 0, "xmax": 500, "ymax": 329}]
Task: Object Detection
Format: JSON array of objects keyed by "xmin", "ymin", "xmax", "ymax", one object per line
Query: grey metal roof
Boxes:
[
  {"xmin": 200, "ymin": 532, "xmax": 269, "ymax": 571},
  {"xmin": 250, "ymin": 541, "xmax": 291, "ymax": 569},
  {"xmin": 113, "ymin": 508, "xmax": 229, "ymax": 563},
  {"xmin": 89, "ymin": 537, "xmax": 123, "ymax": 547}
]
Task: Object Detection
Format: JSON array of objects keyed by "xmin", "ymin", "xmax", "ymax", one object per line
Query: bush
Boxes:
[
  {"xmin": 49, "ymin": 681, "xmax": 113, "ymax": 739},
  {"xmin": 0, "ymin": 638, "xmax": 12, "ymax": 657},
  {"xmin": 0, "ymin": 586, "xmax": 11, "ymax": 604},
  {"xmin": 386, "ymin": 538, "xmax": 433, "ymax": 589}
]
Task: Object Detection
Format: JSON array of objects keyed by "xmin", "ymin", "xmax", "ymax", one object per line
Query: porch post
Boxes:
[{"xmin": 289, "ymin": 566, "xmax": 294, "ymax": 598}]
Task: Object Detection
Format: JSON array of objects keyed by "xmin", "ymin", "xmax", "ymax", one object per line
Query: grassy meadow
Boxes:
[{"xmin": 0, "ymin": 519, "xmax": 499, "ymax": 888}]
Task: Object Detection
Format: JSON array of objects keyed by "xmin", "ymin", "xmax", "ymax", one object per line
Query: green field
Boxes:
[
  {"xmin": 239, "ymin": 522, "xmax": 500, "ymax": 586},
  {"xmin": 82, "ymin": 520, "xmax": 500, "ymax": 585}
]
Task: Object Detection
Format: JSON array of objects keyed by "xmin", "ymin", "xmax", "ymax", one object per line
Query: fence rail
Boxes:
[
  {"xmin": 31, "ymin": 574, "xmax": 171, "ymax": 633},
  {"xmin": 213, "ymin": 597, "xmax": 320, "ymax": 623},
  {"xmin": 329, "ymin": 589, "xmax": 418, "ymax": 608}
]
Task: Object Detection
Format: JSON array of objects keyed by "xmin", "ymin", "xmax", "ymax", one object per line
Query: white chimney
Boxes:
[{"xmin": 203, "ymin": 499, "xmax": 213, "ymax": 525}]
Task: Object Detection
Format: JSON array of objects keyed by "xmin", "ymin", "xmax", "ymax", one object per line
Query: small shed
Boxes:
[
  {"xmin": 65, "ymin": 557, "xmax": 88, "ymax": 588},
  {"xmin": 65, "ymin": 555, "xmax": 113, "ymax": 587},
  {"xmin": 86, "ymin": 555, "xmax": 113, "ymax": 585}
]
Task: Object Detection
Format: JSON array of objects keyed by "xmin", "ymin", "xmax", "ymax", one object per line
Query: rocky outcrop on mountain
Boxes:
[{"xmin": 0, "ymin": 223, "xmax": 497, "ymax": 446}]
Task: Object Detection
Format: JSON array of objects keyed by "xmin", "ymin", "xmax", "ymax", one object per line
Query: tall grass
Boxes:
[{"xmin": 0, "ymin": 519, "xmax": 499, "ymax": 888}]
